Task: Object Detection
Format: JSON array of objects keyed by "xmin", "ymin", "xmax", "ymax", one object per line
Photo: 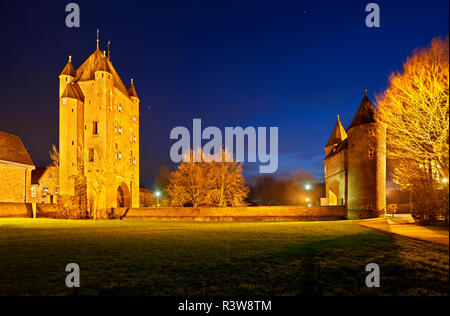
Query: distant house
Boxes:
[
  {"xmin": 31, "ymin": 165, "xmax": 59, "ymax": 204},
  {"xmin": 0, "ymin": 131, "xmax": 35, "ymax": 203}
]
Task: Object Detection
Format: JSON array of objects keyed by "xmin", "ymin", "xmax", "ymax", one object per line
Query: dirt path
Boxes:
[{"xmin": 359, "ymin": 219, "xmax": 449, "ymax": 247}]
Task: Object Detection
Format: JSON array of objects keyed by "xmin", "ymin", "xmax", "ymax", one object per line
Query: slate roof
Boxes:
[
  {"xmin": 60, "ymin": 59, "xmax": 76, "ymax": 77},
  {"xmin": 348, "ymin": 94, "xmax": 377, "ymax": 130},
  {"xmin": 326, "ymin": 116, "xmax": 347, "ymax": 147},
  {"xmin": 74, "ymin": 49, "xmax": 130, "ymax": 97},
  {"xmin": 61, "ymin": 81, "xmax": 85, "ymax": 101},
  {"xmin": 128, "ymin": 80, "xmax": 139, "ymax": 98},
  {"xmin": 0, "ymin": 131, "xmax": 35, "ymax": 166},
  {"xmin": 325, "ymin": 138, "xmax": 348, "ymax": 160}
]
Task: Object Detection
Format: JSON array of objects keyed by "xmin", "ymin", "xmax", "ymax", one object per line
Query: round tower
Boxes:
[
  {"xmin": 347, "ymin": 91, "xmax": 386, "ymax": 216},
  {"xmin": 59, "ymin": 55, "xmax": 76, "ymax": 97}
]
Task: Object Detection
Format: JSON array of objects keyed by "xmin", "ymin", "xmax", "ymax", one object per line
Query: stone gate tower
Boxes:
[
  {"xmin": 58, "ymin": 32, "xmax": 140, "ymax": 211},
  {"xmin": 323, "ymin": 91, "xmax": 386, "ymax": 217}
]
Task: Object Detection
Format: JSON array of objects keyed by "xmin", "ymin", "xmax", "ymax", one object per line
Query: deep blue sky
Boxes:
[{"xmin": 0, "ymin": 0, "xmax": 448, "ymax": 187}]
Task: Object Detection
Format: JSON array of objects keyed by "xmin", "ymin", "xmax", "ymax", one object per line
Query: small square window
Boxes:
[
  {"xmin": 368, "ymin": 149, "xmax": 375, "ymax": 159},
  {"xmin": 89, "ymin": 148, "xmax": 95, "ymax": 162},
  {"xmin": 31, "ymin": 187, "xmax": 36, "ymax": 198},
  {"xmin": 55, "ymin": 187, "xmax": 59, "ymax": 195},
  {"xmin": 50, "ymin": 172, "xmax": 54, "ymax": 179},
  {"xmin": 93, "ymin": 121, "xmax": 99, "ymax": 135}
]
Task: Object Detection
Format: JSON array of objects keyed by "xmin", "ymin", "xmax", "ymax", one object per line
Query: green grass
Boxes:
[{"xmin": 0, "ymin": 219, "xmax": 448, "ymax": 296}]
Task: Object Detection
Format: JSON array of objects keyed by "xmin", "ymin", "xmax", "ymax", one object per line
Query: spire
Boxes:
[
  {"xmin": 128, "ymin": 78, "xmax": 139, "ymax": 99},
  {"xmin": 107, "ymin": 41, "xmax": 111, "ymax": 60},
  {"xmin": 348, "ymin": 91, "xmax": 377, "ymax": 130},
  {"xmin": 96, "ymin": 29, "xmax": 99, "ymax": 50},
  {"xmin": 326, "ymin": 115, "xmax": 347, "ymax": 147},
  {"xmin": 60, "ymin": 55, "xmax": 76, "ymax": 77},
  {"xmin": 364, "ymin": 89, "xmax": 368, "ymax": 96}
]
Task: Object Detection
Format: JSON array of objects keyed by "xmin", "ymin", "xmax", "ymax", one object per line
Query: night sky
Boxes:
[{"xmin": 0, "ymin": 0, "xmax": 448, "ymax": 188}]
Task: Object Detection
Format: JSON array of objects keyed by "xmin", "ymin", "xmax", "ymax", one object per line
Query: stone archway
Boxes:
[
  {"xmin": 328, "ymin": 179, "xmax": 340, "ymax": 206},
  {"xmin": 117, "ymin": 182, "xmax": 131, "ymax": 208}
]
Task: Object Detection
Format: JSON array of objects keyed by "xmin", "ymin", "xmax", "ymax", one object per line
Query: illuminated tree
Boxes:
[
  {"xmin": 207, "ymin": 149, "xmax": 248, "ymax": 207},
  {"xmin": 167, "ymin": 148, "xmax": 248, "ymax": 207},
  {"xmin": 377, "ymin": 36, "xmax": 449, "ymax": 222},
  {"xmin": 167, "ymin": 149, "xmax": 212, "ymax": 207}
]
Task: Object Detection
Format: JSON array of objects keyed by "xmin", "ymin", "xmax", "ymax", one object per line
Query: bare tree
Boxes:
[
  {"xmin": 167, "ymin": 148, "xmax": 248, "ymax": 207},
  {"xmin": 167, "ymin": 149, "xmax": 212, "ymax": 207},
  {"xmin": 377, "ymin": 36, "xmax": 449, "ymax": 223},
  {"xmin": 208, "ymin": 149, "xmax": 248, "ymax": 207}
]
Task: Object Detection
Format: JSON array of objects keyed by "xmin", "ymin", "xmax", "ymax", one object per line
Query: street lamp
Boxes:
[
  {"xmin": 305, "ymin": 184, "xmax": 312, "ymax": 206},
  {"xmin": 155, "ymin": 190, "xmax": 161, "ymax": 207}
]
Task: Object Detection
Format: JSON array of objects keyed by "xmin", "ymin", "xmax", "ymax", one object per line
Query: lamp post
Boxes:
[
  {"xmin": 155, "ymin": 191, "xmax": 161, "ymax": 207},
  {"xmin": 305, "ymin": 184, "xmax": 312, "ymax": 206},
  {"xmin": 441, "ymin": 178, "xmax": 448, "ymax": 190}
]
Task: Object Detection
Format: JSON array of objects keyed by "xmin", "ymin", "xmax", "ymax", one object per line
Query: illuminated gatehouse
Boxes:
[
  {"xmin": 58, "ymin": 32, "xmax": 140, "ymax": 210},
  {"xmin": 323, "ymin": 91, "xmax": 386, "ymax": 215}
]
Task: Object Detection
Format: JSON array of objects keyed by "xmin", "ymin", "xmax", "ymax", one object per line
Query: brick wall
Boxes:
[
  {"xmin": 0, "ymin": 203, "xmax": 32, "ymax": 218},
  {"xmin": 121, "ymin": 206, "xmax": 347, "ymax": 222}
]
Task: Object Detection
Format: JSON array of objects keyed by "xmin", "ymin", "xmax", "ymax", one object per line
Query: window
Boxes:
[
  {"xmin": 31, "ymin": 187, "xmax": 36, "ymax": 198},
  {"xmin": 43, "ymin": 186, "xmax": 49, "ymax": 195},
  {"xmin": 368, "ymin": 128, "xmax": 376, "ymax": 137},
  {"xmin": 118, "ymin": 104, "xmax": 122, "ymax": 112},
  {"xmin": 118, "ymin": 126, "xmax": 122, "ymax": 135},
  {"xmin": 117, "ymin": 152, "xmax": 122, "ymax": 160},
  {"xmin": 89, "ymin": 148, "xmax": 95, "ymax": 162},
  {"xmin": 133, "ymin": 136, "xmax": 137, "ymax": 143},
  {"xmin": 55, "ymin": 187, "xmax": 59, "ymax": 195},
  {"xmin": 50, "ymin": 172, "xmax": 54, "ymax": 179},
  {"xmin": 93, "ymin": 121, "xmax": 99, "ymax": 135},
  {"xmin": 368, "ymin": 148, "xmax": 375, "ymax": 160},
  {"xmin": 130, "ymin": 129, "xmax": 133, "ymax": 142}
]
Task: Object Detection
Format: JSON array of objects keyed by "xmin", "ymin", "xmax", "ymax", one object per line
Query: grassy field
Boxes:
[{"xmin": 0, "ymin": 219, "xmax": 448, "ymax": 296}]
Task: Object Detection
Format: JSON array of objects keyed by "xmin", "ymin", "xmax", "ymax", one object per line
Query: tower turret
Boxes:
[
  {"xmin": 59, "ymin": 81, "xmax": 85, "ymax": 196},
  {"xmin": 325, "ymin": 115, "xmax": 347, "ymax": 156},
  {"xmin": 347, "ymin": 90, "xmax": 386, "ymax": 215},
  {"xmin": 59, "ymin": 55, "xmax": 76, "ymax": 98},
  {"xmin": 128, "ymin": 78, "xmax": 139, "ymax": 103}
]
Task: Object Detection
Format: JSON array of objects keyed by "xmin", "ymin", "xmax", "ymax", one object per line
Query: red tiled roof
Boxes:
[{"xmin": 0, "ymin": 131, "xmax": 34, "ymax": 166}]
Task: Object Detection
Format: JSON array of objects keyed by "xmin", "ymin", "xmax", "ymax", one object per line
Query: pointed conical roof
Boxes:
[
  {"xmin": 61, "ymin": 81, "xmax": 85, "ymax": 101},
  {"xmin": 348, "ymin": 92, "xmax": 377, "ymax": 130},
  {"xmin": 128, "ymin": 79, "xmax": 139, "ymax": 99},
  {"xmin": 326, "ymin": 115, "xmax": 347, "ymax": 147},
  {"xmin": 60, "ymin": 56, "xmax": 76, "ymax": 77},
  {"xmin": 74, "ymin": 49, "xmax": 130, "ymax": 98}
]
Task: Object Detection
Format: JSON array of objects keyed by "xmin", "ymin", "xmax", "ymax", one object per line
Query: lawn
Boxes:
[{"xmin": 0, "ymin": 219, "xmax": 448, "ymax": 296}]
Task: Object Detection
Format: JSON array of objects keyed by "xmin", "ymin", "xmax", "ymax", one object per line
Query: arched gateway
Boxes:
[{"xmin": 117, "ymin": 182, "xmax": 131, "ymax": 208}]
